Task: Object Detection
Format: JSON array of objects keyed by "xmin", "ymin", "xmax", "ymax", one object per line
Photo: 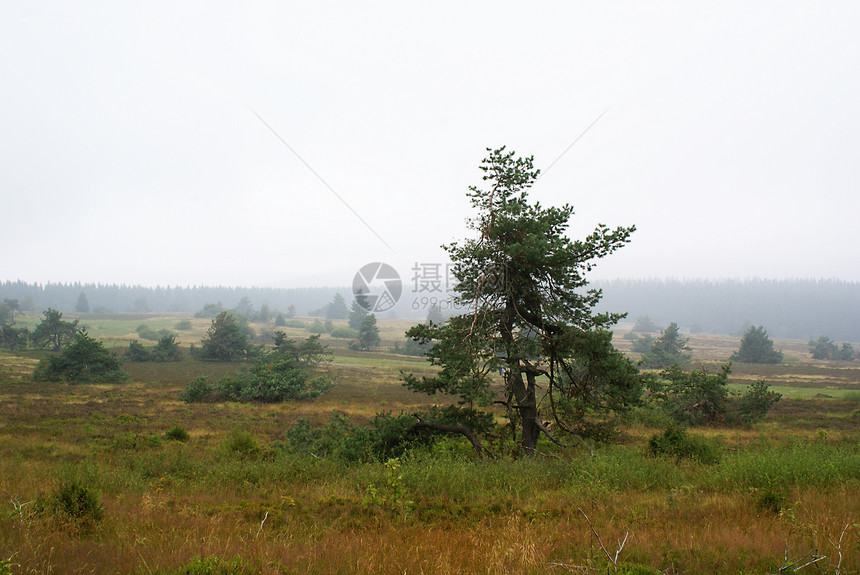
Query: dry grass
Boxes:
[{"xmin": 0, "ymin": 317, "xmax": 858, "ymax": 574}]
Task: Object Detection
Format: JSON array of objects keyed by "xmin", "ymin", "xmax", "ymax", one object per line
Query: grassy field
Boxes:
[{"xmin": 0, "ymin": 316, "xmax": 857, "ymax": 574}]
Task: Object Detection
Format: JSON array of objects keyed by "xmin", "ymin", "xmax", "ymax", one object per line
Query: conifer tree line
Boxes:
[{"xmin": 1, "ymin": 278, "xmax": 858, "ymax": 341}]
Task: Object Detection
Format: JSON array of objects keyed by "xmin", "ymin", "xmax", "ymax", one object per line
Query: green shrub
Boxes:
[
  {"xmin": 282, "ymin": 319, "xmax": 306, "ymax": 329},
  {"xmin": 180, "ymin": 376, "xmax": 214, "ymax": 403},
  {"xmin": 165, "ymin": 425, "xmax": 190, "ymax": 442},
  {"xmin": 175, "ymin": 319, "xmax": 193, "ymax": 331},
  {"xmin": 216, "ymin": 362, "xmax": 334, "ymax": 403},
  {"xmin": 150, "ymin": 334, "xmax": 183, "ymax": 361},
  {"xmin": 283, "ymin": 411, "xmax": 453, "ymax": 462},
  {"xmin": 730, "ymin": 380, "xmax": 781, "ymax": 425},
  {"xmin": 730, "ymin": 325, "xmax": 784, "ymax": 364},
  {"xmin": 754, "ymin": 488, "xmax": 787, "ymax": 514},
  {"xmin": 651, "ymin": 365, "xmax": 730, "ymax": 425},
  {"xmin": 127, "ymin": 339, "xmax": 151, "ymax": 361},
  {"xmin": 36, "ymin": 479, "xmax": 103, "ymax": 533},
  {"xmin": 136, "ymin": 324, "xmax": 175, "ymax": 341},
  {"xmin": 33, "ymin": 330, "xmax": 128, "ymax": 383},
  {"xmin": 390, "ymin": 337, "xmax": 431, "ymax": 356},
  {"xmin": 330, "ymin": 326, "xmax": 359, "ymax": 339},
  {"xmin": 223, "ymin": 429, "xmax": 259, "ymax": 457},
  {"xmin": 146, "ymin": 433, "xmax": 163, "ymax": 448},
  {"xmin": 648, "ymin": 425, "xmax": 722, "ymax": 464},
  {"xmin": 0, "ymin": 324, "xmax": 30, "ymax": 350},
  {"xmin": 199, "ymin": 312, "xmax": 251, "ymax": 361},
  {"xmin": 190, "ymin": 335, "xmax": 335, "ymax": 403}
]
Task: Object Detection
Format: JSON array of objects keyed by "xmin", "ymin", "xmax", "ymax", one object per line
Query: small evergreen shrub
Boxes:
[
  {"xmin": 184, "ymin": 335, "xmax": 334, "ymax": 403},
  {"xmin": 127, "ymin": 340, "xmax": 151, "ymax": 362},
  {"xmin": 36, "ymin": 479, "xmax": 103, "ymax": 533},
  {"xmin": 165, "ymin": 425, "xmax": 190, "ymax": 442},
  {"xmin": 180, "ymin": 376, "xmax": 214, "ymax": 403},
  {"xmin": 33, "ymin": 330, "xmax": 128, "ymax": 383},
  {"xmin": 731, "ymin": 380, "xmax": 782, "ymax": 425}
]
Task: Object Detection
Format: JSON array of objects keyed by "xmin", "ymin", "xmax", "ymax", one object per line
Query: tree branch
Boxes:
[
  {"xmin": 536, "ymin": 419, "xmax": 565, "ymax": 447},
  {"xmin": 407, "ymin": 418, "xmax": 484, "ymax": 458}
]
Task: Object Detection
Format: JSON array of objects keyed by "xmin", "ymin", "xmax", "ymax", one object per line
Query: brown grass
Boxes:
[{"xmin": 0, "ymin": 318, "xmax": 857, "ymax": 574}]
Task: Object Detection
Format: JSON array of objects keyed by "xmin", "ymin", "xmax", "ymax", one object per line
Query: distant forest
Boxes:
[
  {"xmin": 592, "ymin": 279, "xmax": 860, "ymax": 342},
  {"xmin": 1, "ymin": 278, "xmax": 858, "ymax": 341}
]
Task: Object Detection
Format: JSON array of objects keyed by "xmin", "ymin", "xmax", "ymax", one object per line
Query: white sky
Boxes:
[{"xmin": 2, "ymin": 2, "xmax": 859, "ymax": 288}]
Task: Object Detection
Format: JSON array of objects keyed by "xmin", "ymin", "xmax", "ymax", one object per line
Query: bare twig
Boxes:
[
  {"xmin": 777, "ymin": 550, "xmax": 826, "ymax": 573},
  {"xmin": 791, "ymin": 554, "xmax": 826, "ymax": 572},
  {"xmin": 613, "ymin": 529, "xmax": 630, "ymax": 566},
  {"xmin": 828, "ymin": 523, "xmax": 850, "ymax": 575},
  {"xmin": 578, "ymin": 508, "xmax": 618, "ymax": 570},
  {"xmin": 257, "ymin": 511, "xmax": 268, "ymax": 537}
]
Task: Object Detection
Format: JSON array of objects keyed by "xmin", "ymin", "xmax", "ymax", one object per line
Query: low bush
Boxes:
[
  {"xmin": 648, "ymin": 425, "xmax": 722, "ymax": 464},
  {"xmin": 730, "ymin": 380, "xmax": 781, "ymax": 425},
  {"xmin": 180, "ymin": 376, "xmax": 214, "ymax": 403},
  {"xmin": 33, "ymin": 330, "xmax": 128, "ymax": 383},
  {"xmin": 182, "ymin": 335, "xmax": 334, "ymax": 403},
  {"xmin": 330, "ymin": 326, "xmax": 359, "ymax": 339},
  {"xmin": 136, "ymin": 324, "xmax": 175, "ymax": 341},
  {"xmin": 754, "ymin": 487, "xmax": 787, "ymax": 514},
  {"xmin": 127, "ymin": 340, "xmax": 151, "ymax": 362},
  {"xmin": 223, "ymin": 429, "xmax": 259, "ymax": 458},
  {"xmin": 35, "ymin": 479, "xmax": 103, "ymax": 533},
  {"xmin": 165, "ymin": 425, "xmax": 190, "ymax": 442},
  {"xmin": 648, "ymin": 365, "xmax": 780, "ymax": 427},
  {"xmin": 284, "ymin": 411, "xmax": 434, "ymax": 462}
]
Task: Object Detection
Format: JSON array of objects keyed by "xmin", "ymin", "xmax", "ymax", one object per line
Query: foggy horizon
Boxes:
[{"xmin": 3, "ymin": 3, "xmax": 859, "ymax": 288}]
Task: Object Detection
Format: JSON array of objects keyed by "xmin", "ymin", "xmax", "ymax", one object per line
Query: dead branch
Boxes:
[
  {"xmin": 777, "ymin": 550, "xmax": 827, "ymax": 573},
  {"xmin": 828, "ymin": 522, "xmax": 851, "ymax": 575},
  {"xmin": 536, "ymin": 419, "xmax": 565, "ymax": 447},
  {"xmin": 578, "ymin": 508, "xmax": 628, "ymax": 571}
]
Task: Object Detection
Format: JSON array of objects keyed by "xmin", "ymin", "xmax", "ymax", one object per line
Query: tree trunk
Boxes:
[
  {"xmin": 521, "ymin": 371, "xmax": 540, "ymax": 453},
  {"xmin": 502, "ymin": 290, "xmax": 540, "ymax": 455},
  {"xmin": 510, "ymin": 366, "xmax": 540, "ymax": 454}
]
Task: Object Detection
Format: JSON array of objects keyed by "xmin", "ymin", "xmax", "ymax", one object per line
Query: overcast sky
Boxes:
[{"xmin": 2, "ymin": 2, "xmax": 858, "ymax": 288}]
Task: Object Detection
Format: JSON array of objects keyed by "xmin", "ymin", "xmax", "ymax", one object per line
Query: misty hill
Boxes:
[{"xmin": 2, "ymin": 278, "xmax": 858, "ymax": 341}]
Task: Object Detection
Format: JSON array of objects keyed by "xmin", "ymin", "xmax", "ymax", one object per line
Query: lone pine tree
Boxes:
[{"xmin": 404, "ymin": 147, "xmax": 641, "ymax": 454}]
